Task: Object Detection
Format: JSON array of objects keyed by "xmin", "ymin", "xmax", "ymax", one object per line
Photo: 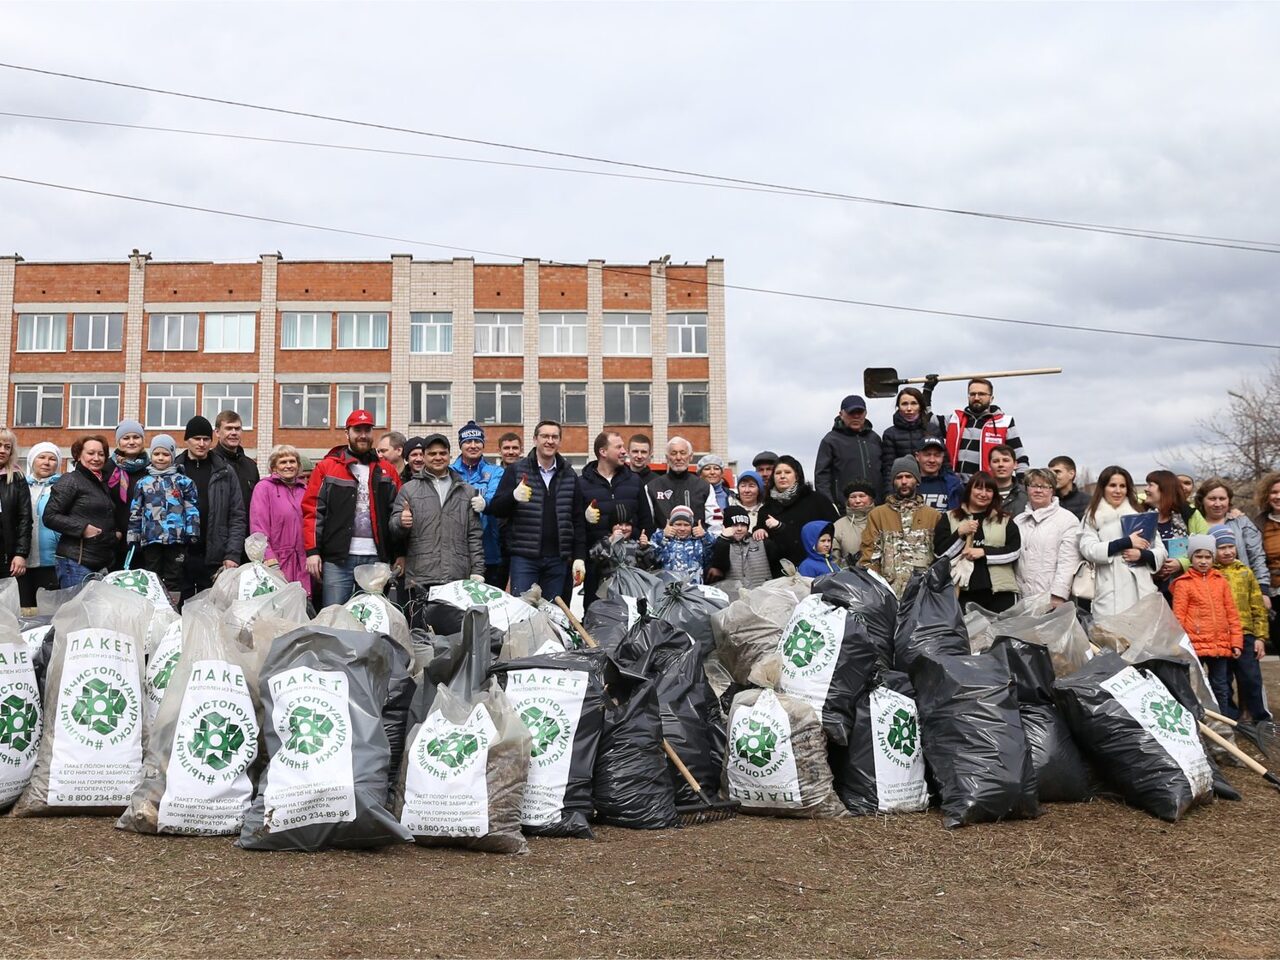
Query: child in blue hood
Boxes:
[{"xmin": 797, "ymin": 520, "xmax": 840, "ymax": 578}]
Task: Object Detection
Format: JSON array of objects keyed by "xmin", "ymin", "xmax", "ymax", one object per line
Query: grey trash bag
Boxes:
[
  {"xmin": 0, "ymin": 578, "xmax": 19, "ymax": 618},
  {"xmin": 238, "ymin": 625, "xmax": 413, "ymax": 851},
  {"xmin": 894, "ymin": 558, "xmax": 969, "ymax": 675},
  {"xmin": 35, "ymin": 580, "xmax": 91, "ymax": 617},
  {"xmin": 989, "ymin": 637, "xmax": 1093, "ymax": 803},
  {"xmin": 1053, "ymin": 651, "xmax": 1214, "ymax": 822},
  {"xmin": 1, "ymin": 609, "xmax": 42, "ymax": 812},
  {"xmin": 344, "ymin": 563, "xmax": 414, "ymax": 659},
  {"xmin": 712, "ymin": 574, "xmax": 810, "ymax": 687},
  {"xmin": 592, "ymin": 665, "xmax": 676, "ymax": 830},
  {"xmin": 489, "ymin": 649, "xmax": 608, "ymax": 839},
  {"xmin": 394, "ymin": 679, "xmax": 532, "ymax": 855},
  {"xmin": 829, "ymin": 669, "xmax": 929, "ymax": 816},
  {"xmin": 913, "ymin": 644, "xmax": 1041, "ymax": 828},
  {"xmin": 647, "ymin": 576, "xmax": 729, "ymax": 658},
  {"xmin": 209, "ymin": 532, "xmax": 290, "ymax": 606},
  {"xmin": 603, "ymin": 563, "xmax": 663, "ymax": 602},
  {"xmin": 118, "ymin": 597, "xmax": 268, "ymax": 835},
  {"xmin": 11, "ymin": 581, "xmax": 152, "ymax": 817},
  {"xmin": 812, "ymin": 568, "xmax": 898, "ymax": 667},
  {"xmin": 968, "ymin": 601, "xmax": 1091, "ymax": 680}
]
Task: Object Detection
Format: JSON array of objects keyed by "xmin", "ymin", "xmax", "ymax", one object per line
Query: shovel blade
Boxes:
[{"xmin": 864, "ymin": 366, "xmax": 903, "ymax": 398}]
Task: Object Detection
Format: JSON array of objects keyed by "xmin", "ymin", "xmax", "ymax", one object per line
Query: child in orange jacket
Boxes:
[{"xmin": 1172, "ymin": 533, "xmax": 1243, "ymax": 715}]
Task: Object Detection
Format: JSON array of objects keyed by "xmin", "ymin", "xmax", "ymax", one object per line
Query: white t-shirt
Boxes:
[{"xmin": 349, "ymin": 462, "xmax": 377, "ymax": 556}]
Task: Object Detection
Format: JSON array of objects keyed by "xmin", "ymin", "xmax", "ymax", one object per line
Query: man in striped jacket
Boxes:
[{"xmin": 944, "ymin": 378, "xmax": 1028, "ymax": 477}]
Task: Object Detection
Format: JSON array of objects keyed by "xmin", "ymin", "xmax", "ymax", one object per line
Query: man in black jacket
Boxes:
[
  {"xmin": 815, "ymin": 394, "xmax": 883, "ymax": 506},
  {"xmin": 627, "ymin": 433, "xmax": 655, "ymax": 486},
  {"xmin": 213, "ymin": 410, "xmax": 260, "ymax": 510},
  {"xmin": 579, "ymin": 430, "xmax": 649, "ymax": 610},
  {"xmin": 177, "ymin": 415, "xmax": 246, "ymax": 600},
  {"xmin": 645, "ymin": 436, "xmax": 713, "ymax": 532},
  {"xmin": 1049, "ymin": 455, "xmax": 1091, "ymax": 519}
]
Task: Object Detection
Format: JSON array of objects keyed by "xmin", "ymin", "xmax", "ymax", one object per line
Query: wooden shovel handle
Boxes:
[
  {"xmin": 554, "ymin": 596, "xmax": 598, "ymax": 649},
  {"xmin": 1201, "ymin": 722, "xmax": 1269, "ymax": 776},
  {"xmin": 1203, "ymin": 708, "xmax": 1239, "ymax": 728},
  {"xmin": 901, "ymin": 368, "xmax": 1062, "ymax": 385},
  {"xmin": 661, "ymin": 738, "xmax": 705, "ymax": 794}
]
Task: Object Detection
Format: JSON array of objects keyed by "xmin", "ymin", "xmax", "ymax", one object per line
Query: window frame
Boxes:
[
  {"xmin": 336, "ymin": 311, "xmax": 390, "ymax": 350},
  {"xmin": 539, "ymin": 381, "xmax": 587, "ymax": 425},
  {"xmin": 668, "ymin": 380, "xmax": 710, "ymax": 425},
  {"xmin": 474, "ymin": 381, "xmax": 523, "ymax": 425},
  {"xmin": 280, "ymin": 312, "xmax": 333, "ymax": 350},
  {"xmin": 667, "ymin": 312, "xmax": 708, "ymax": 356},
  {"xmin": 147, "ymin": 312, "xmax": 200, "ymax": 352},
  {"xmin": 16, "ymin": 313, "xmax": 67, "ymax": 353},
  {"xmin": 410, "ymin": 381, "xmax": 452, "ymax": 425},
  {"xmin": 204, "ymin": 313, "xmax": 257, "ymax": 353},
  {"xmin": 68, "ymin": 382, "xmax": 122, "ymax": 429},
  {"xmin": 13, "ymin": 383, "xmax": 64, "ymax": 428},
  {"xmin": 72, "ymin": 313, "xmax": 124, "ymax": 352},
  {"xmin": 202, "ymin": 382, "xmax": 255, "ymax": 429},
  {"xmin": 145, "ymin": 383, "xmax": 198, "ymax": 430},
  {"xmin": 409, "ymin": 312, "xmax": 453, "ymax": 354},
  {"xmin": 538, "ymin": 312, "xmax": 587, "ymax": 356},
  {"xmin": 603, "ymin": 381, "xmax": 651, "ymax": 425},
  {"xmin": 473, "ymin": 312, "xmax": 523, "ymax": 356},
  {"xmin": 279, "ymin": 383, "xmax": 332, "ymax": 428},
  {"xmin": 336, "ymin": 383, "xmax": 388, "ymax": 427},
  {"xmin": 602, "ymin": 312, "xmax": 652, "ymax": 356}
]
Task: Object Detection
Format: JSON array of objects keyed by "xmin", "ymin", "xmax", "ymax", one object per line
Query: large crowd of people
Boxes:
[{"xmin": 5, "ymin": 376, "xmax": 1277, "ymax": 721}]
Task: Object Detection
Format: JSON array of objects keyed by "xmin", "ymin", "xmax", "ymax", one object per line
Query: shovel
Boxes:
[
  {"xmin": 555, "ymin": 597, "xmax": 740, "ymax": 825},
  {"xmin": 863, "ymin": 366, "xmax": 1062, "ymax": 399}
]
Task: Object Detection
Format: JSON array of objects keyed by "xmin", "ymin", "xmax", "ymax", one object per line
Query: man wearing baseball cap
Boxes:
[
  {"xmin": 302, "ymin": 409, "xmax": 405, "ymax": 606},
  {"xmin": 915, "ymin": 437, "xmax": 965, "ymax": 512},
  {"xmin": 815, "ymin": 394, "xmax": 883, "ymax": 508}
]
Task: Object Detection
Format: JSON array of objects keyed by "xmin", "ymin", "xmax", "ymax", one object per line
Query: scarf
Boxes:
[
  {"xmin": 1088, "ymin": 499, "xmax": 1132, "ymax": 530},
  {"xmin": 114, "ymin": 452, "xmax": 150, "ymax": 475},
  {"xmin": 846, "ymin": 505, "xmax": 871, "ymax": 520},
  {"xmin": 771, "ymin": 483, "xmax": 801, "ymax": 505},
  {"xmin": 147, "ymin": 463, "xmax": 177, "ymax": 477}
]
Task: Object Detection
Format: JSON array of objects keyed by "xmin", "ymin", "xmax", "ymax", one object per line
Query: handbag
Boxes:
[{"xmin": 1071, "ymin": 561, "xmax": 1096, "ymax": 600}]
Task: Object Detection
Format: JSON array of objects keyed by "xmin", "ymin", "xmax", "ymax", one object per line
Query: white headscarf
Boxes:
[{"xmin": 25, "ymin": 442, "xmax": 62, "ymax": 481}]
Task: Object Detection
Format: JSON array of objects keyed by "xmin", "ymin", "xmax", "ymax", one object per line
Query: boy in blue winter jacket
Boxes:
[
  {"xmin": 644, "ymin": 504, "xmax": 716, "ymax": 584},
  {"xmin": 798, "ymin": 520, "xmax": 840, "ymax": 578},
  {"xmin": 128, "ymin": 434, "xmax": 200, "ymax": 602}
]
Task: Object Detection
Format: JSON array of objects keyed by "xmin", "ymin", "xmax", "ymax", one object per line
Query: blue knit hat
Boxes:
[
  {"xmin": 1209, "ymin": 524, "xmax": 1235, "ymax": 548},
  {"xmin": 458, "ymin": 420, "xmax": 484, "ymax": 444}
]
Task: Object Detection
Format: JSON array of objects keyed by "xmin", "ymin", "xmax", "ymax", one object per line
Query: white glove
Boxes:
[
  {"xmin": 572, "ymin": 559, "xmax": 586, "ymax": 585},
  {"xmin": 469, "ymin": 573, "xmax": 485, "ymax": 582},
  {"xmin": 513, "ymin": 475, "xmax": 533, "ymax": 502},
  {"xmin": 470, "ymin": 494, "xmax": 486, "ymax": 513},
  {"xmin": 585, "ymin": 505, "xmax": 601, "ymax": 524}
]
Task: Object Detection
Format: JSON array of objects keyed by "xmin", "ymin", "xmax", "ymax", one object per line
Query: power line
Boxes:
[
  {"xmin": 2, "ymin": 171, "xmax": 1276, "ymax": 351},
  {"xmin": 2, "ymin": 61, "xmax": 1277, "ymax": 254}
]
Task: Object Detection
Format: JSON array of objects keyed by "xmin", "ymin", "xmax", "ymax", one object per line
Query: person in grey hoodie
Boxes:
[{"xmin": 815, "ymin": 394, "xmax": 883, "ymax": 506}]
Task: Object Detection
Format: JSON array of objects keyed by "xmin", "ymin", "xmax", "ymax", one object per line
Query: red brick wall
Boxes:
[
  {"xmin": 538, "ymin": 265, "xmax": 587, "ymax": 309},
  {"xmin": 668, "ymin": 357, "xmax": 709, "ymax": 379},
  {"xmin": 674, "ymin": 426, "xmax": 711, "ymax": 453},
  {"xmin": 666, "ymin": 266, "xmax": 708, "ymax": 310},
  {"xmin": 540, "ymin": 357, "xmax": 588, "ymax": 379},
  {"xmin": 276, "ymin": 262, "xmax": 392, "ymax": 301},
  {"xmin": 474, "ymin": 265, "xmax": 524, "ymax": 309},
  {"xmin": 146, "ymin": 263, "xmax": 261, "ymax": 301},
  {"xmin": 474, "ymin": 357, "xmax": 523, "ymax": 380},
  {"xmin": 560, "ymin": 425, "xmax": 589, "ymax": 453},
  {"xmin": 602, "ymin": 357, "xmax": 652, "ymax": 379},
  {"xmin": 602, "ymin": 265, "xmax": 651, "ymax": 310},
  {"xmin": 14, "ymin": 263, "xmax": 129, "ymax": 301}
]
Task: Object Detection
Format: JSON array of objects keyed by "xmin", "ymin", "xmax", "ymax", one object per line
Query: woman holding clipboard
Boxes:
[
  {"xmin": 1144, "ymin": 469, "xmax": 1209, "ymax": 599},
  {"xmin": 1079, "ymin": 465, "xmax": 1167, "ymax": 616}
]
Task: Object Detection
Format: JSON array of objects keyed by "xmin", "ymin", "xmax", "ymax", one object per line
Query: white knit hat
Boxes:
[{"xmin": 25, "ymin": 441, "xmax": 62, "ymax": 472}]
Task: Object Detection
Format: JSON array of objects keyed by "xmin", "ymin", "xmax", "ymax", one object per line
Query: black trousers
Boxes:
[
  {"xmin": 141, "ymin": 543, "xmax": 187, "ymax": 592},
  {"xmin": 17, "ymin": 566, "xmax": 60, "ymax": 608}
]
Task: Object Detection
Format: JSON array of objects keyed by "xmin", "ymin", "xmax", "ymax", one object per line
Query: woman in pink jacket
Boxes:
[{"xmin": 249, "ymin": 444, "xmax": 310, "ymax": 597}]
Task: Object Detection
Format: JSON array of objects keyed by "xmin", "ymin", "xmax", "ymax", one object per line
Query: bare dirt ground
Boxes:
[{"xmin": 3, "ymin": 665, "xmax": 1278, "ymax": 960}]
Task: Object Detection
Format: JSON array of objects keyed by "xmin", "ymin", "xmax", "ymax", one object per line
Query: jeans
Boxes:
[
  {"xmin": 1229, "ymin": 634, "xmax": 1273, "ymax": 722},
  {"xmin": 56, "ymin": 557, "xmax": 97, "ymax": 589},
  {"xmin": 1203, "ymin": 656, "xmax": 1234, "ymax": 719},
  {"xmin": 322, "ymin": 554, "xmax": 380, "ymax": 608},
  {"xmin": 509, "ymin": 555, "xmax": 567, "ymax": 601}
]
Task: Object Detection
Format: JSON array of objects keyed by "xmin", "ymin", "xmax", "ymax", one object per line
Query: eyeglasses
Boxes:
[{"xmin": 1027, "ymin": 483, "xmax": 1054, "ymax": 490}]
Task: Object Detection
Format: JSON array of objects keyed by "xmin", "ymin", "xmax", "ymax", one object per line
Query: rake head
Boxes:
[
  {"xmin": 1240, "ymin": 720, "xmax": 1279, "ymax": 759},
  {"xmin": 675, "ymin": 798, "xmax": 741, "ymax": 826}
]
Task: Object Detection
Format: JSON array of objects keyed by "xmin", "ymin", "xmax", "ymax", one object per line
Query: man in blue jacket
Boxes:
[{"xmin": 451, "ymin": 420, "xmax": 506, "ymax": 586}]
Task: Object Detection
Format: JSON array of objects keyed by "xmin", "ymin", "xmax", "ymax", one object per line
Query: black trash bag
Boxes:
[
  {"xmin": 830, "ymin": 669, "xmax": 929, "ymax": 816},
  {"xmin": 604, "ymin": 564, "xmax": 663, "ymax": 602},
  {"xmin": 238, "ymin": 626, "xmax": 413, "ymax": 851},
  {"xmin": 646, "ymin": 577, "xmax": 729, "ymax": 658},
  {"xmin": 382, "ymin": 642, "xmax": 417, "ymax": 796},
  {"xmin": 1053, "ymin": 652, "xmax": 1214, "ymax": 822},
  {"xmin": 592, "ymin": 664, "xmax": 676, "ymax": 829},
  {"xmin": 894, "ymin": 558, "xmax": 969, "ymax": 675},
  {"xmin": 990, "ymin": 636, "xmax": 1093, "ymax": 803},
  {"xmin": 18, "ymin": 618, "xmax": 55, "ymax": 707},
  {"xmin": 913, "ymin": 645, "xmax": 1041, "ymax": 828},
  {"xmin": 583, "ymin": 594, "xmax": 644, "ymax": 652},
  {"xmin": 812, "ymin": 568, "xmax": 898, "ymax": 667},
  {"xmin": 490, "ymin": 649, "xmax": 607, "ymax": 838},
  {"xmin": 615, "ymin": 620, "xmax": 727, "ymax": 806},
  {"xmin": 777, "ymin": 594, "xmax": 880, "ymax": 745},
  {"xmin": 410, "ymin": 608, "xmax": 494, "ymax": 727}
]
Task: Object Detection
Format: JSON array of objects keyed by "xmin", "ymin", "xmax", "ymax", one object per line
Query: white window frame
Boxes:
[
  {"xmin": 280, "ymin": 383, "xmax": 331, "ymax": 428},
  {"xmin": 69, "ymin": 383, "xmax": 122, "ymax": 429},
  {"xmin": 72, "ymin": 313, "xmax": 124, "ymax": 352},
  {"xmin": 604, "ymin": 381, "xmax": 651, "ymax": 424},
  {"xmin": 337, "ymin": 312, "xmax": 389, "ymax": 350},
  {"xmin": 473, "ymin": 312, "xmax": 522, "ymax": 356},
  {"xmin": 148, "ymin": 313, "xmax": 199, "ymax": 351},
  {"xmin": 409, "ymin": 312, "xmax": 453, "ymax": 354},
  {"xmin": 667, "ymin": 312, "xmax": 708, "ymax": 356},
  {"xmin": 205, "ymin": 313, "xmax": 257, "ymax": 353},
  {"xmin": 538, "ymin": 313, "xmax": 587, "ymax": 356},
  {"xmin": 668, "ymin": 381, "xmax": 710, "ymax": 425},
  {"xmin": 13, "ymin": 383, "xmax": 64, "ymax": 428},
  {"xmin": 602, "ymin": 313, "xmax": 651, "ymax": 356},
  {"xmin": 539, "ymin": 381, "xmax": 587, "ymax": 425},
  {"xmin": 202, "ymin": 383, "xmax": 255, "ymax": 429},
  {"xmin": 145, "ymin": 383, "xmax": 197, "ymax": 429},
  {"xmin": 336, "ymin": 383, "xmax": 388, "ymax": 427},
  {"xmin": 410, "ymin": 381, "xmax": 452, "ymax": 425},
  {"xmin": 280, "ymin": 312, "xmax": 332, "ymax": 350},
  {"xmin": 16, "ymin": 313, "xmax": 66, "ymax": 353},
  {"xmin": 474, "ymin": 381, "xmax": 523, "ymax": 425}
]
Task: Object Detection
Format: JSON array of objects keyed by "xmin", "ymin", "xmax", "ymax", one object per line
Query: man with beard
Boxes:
[
  {"xmin": 579, "ymin": 430, "xmax": 648, "ymax": 609},
  {"xmin": 945, "ymin": 378, "xmax": 1028, "ymax": 477},
  {"xmin": 860, "ymin": 456, "xmax": 942, "ymax": 597},
  {"xmin": 644, "ymin": 436, "xmax": 714, "ymax": 531},
  {"xmin": 915, "ymin": 437, "xmax": 964, "ymax": 512},
  {"xmin": 303, "ymin": 409, "xmax": 404, "ymax": 607},
  {"xmin": 815, "ymin": 394, "xmax": 883, "ymax": 506}
]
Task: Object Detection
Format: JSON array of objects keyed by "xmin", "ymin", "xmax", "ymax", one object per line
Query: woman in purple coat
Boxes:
[{"xmin": 249, "ymin": 444, "xmax": 310, "ymax": 597}]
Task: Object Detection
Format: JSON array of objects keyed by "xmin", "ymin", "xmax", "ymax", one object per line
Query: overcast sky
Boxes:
[{"xmin": 2, "ymin": 1, "xmax": 1277, "ymax": 481}]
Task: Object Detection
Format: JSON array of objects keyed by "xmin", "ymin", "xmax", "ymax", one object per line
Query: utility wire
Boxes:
[
  {"xmin": 2, "ymin": 61, "xmax": 1277, "ymax": 253},
  {"xmin": 2, "ymin": 172, "xmax": 1276, "ymax": 351}
]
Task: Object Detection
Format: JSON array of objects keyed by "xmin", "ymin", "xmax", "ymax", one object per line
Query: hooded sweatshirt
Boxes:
[
  {"xmin": 815, "ymin": 416, "xmax": 882, "ymax": 505},
  {"xmin": 797, "ymin": 520, "xmax": 839, "ymax": 578}
]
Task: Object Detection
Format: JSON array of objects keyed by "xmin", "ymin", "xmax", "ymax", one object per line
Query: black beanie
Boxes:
[
  {"xmin": 184, "ymin": 415, "xmax": 214, "ymax": 440},
  {"xmin": 613, "ymin": 503, "xmax": 632, "ymax": 525}
]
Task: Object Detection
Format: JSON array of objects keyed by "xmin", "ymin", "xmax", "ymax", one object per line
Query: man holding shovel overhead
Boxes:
[{"xmin": 945, "ymin": 378, "xmax": 1029, "ymax": 478}]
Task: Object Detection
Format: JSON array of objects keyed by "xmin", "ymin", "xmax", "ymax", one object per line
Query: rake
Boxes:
[
  {"xmin": 1203, "ymin": 709, "xmax": 1277, "ymax": 758},
  {"xmin": 555, "ymin": 597, "xmax": 740, "ymax": 825},
  {"xmin": 1200, "ymin": 723, "xmax": 1280, "ymax": 793}
]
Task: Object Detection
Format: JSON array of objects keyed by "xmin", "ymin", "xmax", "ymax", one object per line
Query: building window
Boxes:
[
  {"xmin": 16, "ymin": 314, "xmax": 66, "ymax": 352},
  {"xmin": 13, "ymin": 384, "xmax": 64, "ymax": 428},
  {"xmin": 280, "ymin": 384, "xmax": 331, "ymax": 428},
  {"xmin": 604, "ymin": 382, "xmax": 651, "ymax": 424},
  {"xmin": 540, "ymin": 381, "xmax": 587, "ymax": 425},
  {"xmin": 148, "ymin": 313, "xmax": 199, "ymax": 351},
  {"xmin": 410, "ymin": 382, "xmax": 451, "ymax": 425},
  {"xmin": 474, "ymin": 313, "xmax": 522, "ymax": 355},
  {"xmin": 475, "ymin": 382, "xmax": 522, "ymax": 425},
  {"xmin": 203, "ymin": 383, "xmax": 255, "ymax": 428},
  {"xmin": 538, "ymin": 313, "xmax": 587, "ymax": 355},
  {"xmin": 337, "ymin": 383, "xmax": 388, "ymax": 426},
  {"xmin": 72, "ymin": 313, "xmax": 124, "ymax": 351},
  {"xmin": 69, "ymin": 383, "xmax": 121, "ymax": 428},
  {"xmin": 603, "ymin": 313, "xmax": 651, "ymax": 356},
  {"xmin": 337, "ymin": 312, "xmax": 389, "ymax": 350},
  {"xmin": 205, "ymin": 313, "xmax": 256, "ymax": 353},
  {"xmin": 146, "ymin": 384, "xmax": 197, "ymax": 429},
  {"xmin": 410, "ymin": 312, "xmax": 453, "ymax": 354},
  {"xmin": 667, "ymin": 312, "xmax": 708, "ymax": 356},
  {"xmin": 281, "ymin": 312, "xmax": 332, "ymax": 350},
  {"xmin": 668, "ymin": 381, "xmax": 709, "ymax": 425}
]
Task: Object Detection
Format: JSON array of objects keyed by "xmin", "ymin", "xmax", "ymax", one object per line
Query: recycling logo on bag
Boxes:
[
  {"xmin": 887, "ymin": 709, "xmax": 917, "ymax": 757},
  {"xmin": 107, "ymin": 569, "xmax": 157, "ymax": 600},
  {"xmin": 189, "ymin": 712, "xmax": 248, "ymax": 771},
  {"xmin": 0, "ymin": 693, "xmax": 38, "ymax": 753},
  {"xmin": 781, "ymin": 620, "xmax": 826, "ymax": 669},
  {"xmin": 519, "ymin": 702, "xmax": 569, "ymax": 763},
  {"xmin": 461, "ymin": 580, "xmax": 503, "ymax": 605},
  {"xmin": 1146, "ymin": 695, "xmax": 1191, "ymax": 738},
  {"xmin": 59, "ymin": 667, "xmax": 139, "ymax": 748},
  {"xmin": 151, "ymin": 651, "xmax": 180, "ymax": 693},
  {"xmin": 71, "ymin": 678, "xmax": 128, "ymax": 735},
  {"xmin": 734, "ymin": 718, "xmax": 779, "ymax": 769},
  {"xmin": 286, "ymin": 706, "xmax": 336, "ymax": 756},
  {"xmin": 345, "ymin": 597, "xmax": 389, "ymax": 631},
  {"xmin": 421, "ymin": 730, "xmax": 482, "ymax": 777}
]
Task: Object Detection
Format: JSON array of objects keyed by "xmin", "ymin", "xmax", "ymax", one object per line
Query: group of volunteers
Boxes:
[{"xmin": 3, "ymin": 375, "xmax": 1278, "ymax": 725}]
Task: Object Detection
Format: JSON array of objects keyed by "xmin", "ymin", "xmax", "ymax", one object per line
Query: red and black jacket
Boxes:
[{"xmin": 302, "ymin": 445, "xmax": 403, "ymax": 564}]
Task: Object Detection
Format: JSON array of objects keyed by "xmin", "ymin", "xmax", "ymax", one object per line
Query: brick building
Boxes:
[{"xmin": 0, "ymin": 254, "xmax": 728, "ymax": 470}]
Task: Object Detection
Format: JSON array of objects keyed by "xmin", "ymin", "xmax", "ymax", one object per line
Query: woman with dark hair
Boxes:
[
  {"xmin": 1196, "ymin": 477, "xmax": 1271, "ymax": 610},
  {"xmin": 934, "ymin": 471, "xmax": 1022, "ymax": 612},
  {"xmin": 880, "ymin": 384, "xmax": 945, "ymax": 489},
  {"xmin": 754, "ymin": 455, "xmax": 839, "ymax": 567},
  {"xmin": 1145, "ymin": 468, "xmax": 1208, "ymax": 595},
  {"xmin": 41, "ymin": 435, "xmax": 120, "ymax": 587},
  {"xmin": 0, "ymin": 428, "xmax": 33, "ymax": 592},
  {"xmin": 1255, "ymin": 471, "xmax": 1280, "ymax": 615},
  {"xmin": 1080, "ymin": 465, "xmax": 1166, "ymax": 616}
]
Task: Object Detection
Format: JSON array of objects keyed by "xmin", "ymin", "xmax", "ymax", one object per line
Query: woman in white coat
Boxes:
[
  {"xmin": 1079, "ymin": 465, "xmax": 1167, "ymax": 616},
  {"xmin": 1014, "ymin": 468, "xmax": 1081, "ymax": 607}
]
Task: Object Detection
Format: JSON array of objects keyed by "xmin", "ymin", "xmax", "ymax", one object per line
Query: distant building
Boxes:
[{"xmin": 1, "ymin": 253, "xmax": 728, "ymax": 468}]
